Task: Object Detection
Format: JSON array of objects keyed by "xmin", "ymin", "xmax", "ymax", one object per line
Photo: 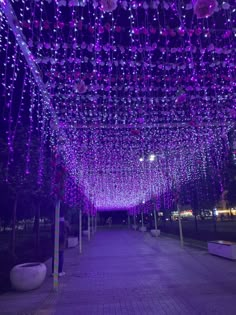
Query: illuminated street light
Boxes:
[{"xmin": 148, "ymin": 154, "xmax": 156, "ymax": 162}]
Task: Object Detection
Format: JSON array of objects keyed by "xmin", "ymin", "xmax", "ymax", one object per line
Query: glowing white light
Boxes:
[
  {"xmin": 139, "ymin": 157, "xmax": 144, "ymax": 162},
  {"xmin": 148, "ymin": 154, "xmax": 156, "ymax": 162}
]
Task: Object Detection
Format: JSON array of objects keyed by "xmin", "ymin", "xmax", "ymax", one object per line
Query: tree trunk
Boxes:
[{"xmin": 10, "ymin": 194, "xmax": 18, "ymax": 256}]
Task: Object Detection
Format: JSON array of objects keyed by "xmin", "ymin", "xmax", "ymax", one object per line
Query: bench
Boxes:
[{"xmin": 208, "ymin": 240, "xmax": 236, "ymax": 260}]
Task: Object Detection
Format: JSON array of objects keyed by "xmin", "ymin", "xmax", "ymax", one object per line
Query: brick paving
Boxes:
[{"xmin": 1, "ymin": 228, "xmax": 236, "ymax": 314}]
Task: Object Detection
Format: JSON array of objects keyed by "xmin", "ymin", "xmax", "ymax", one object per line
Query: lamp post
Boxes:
[
  {"xmin": 95, "ymin": 213, "xmax": 97, "ymax": 232},
  {"xmin": 92, "ymin": 215, "xmax": 95, "ymax": 234},
  {"xmin": 88, "ymin": 213, "xmax": 91, "ymax": 241},
  {"xmin": 53, "ymin": 200, "xmax": 60, "ymax": 291},
  {"xmin": 141, "ymin": 211, "xmax": 144, "ymax": 228},
  {"xmin": 128, "ymin": 213, "xmax": 130, "ymax": 227},
  {"xmin": 90, "ymin": 215, "xmax": 93, "ymax": 235},
  {"xmin": 153, "ymin": 205, "xmax": 158, "ymax": 231},
  {"xmin": 177, "ymin": 204, "xmax": 184, "ymax": 247},
  {"xmin": 79, "ymin": 209, "xmax": 82, "ymax": 254}
]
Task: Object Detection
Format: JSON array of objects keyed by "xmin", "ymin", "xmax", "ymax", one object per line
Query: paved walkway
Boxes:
[{"xmin": 1, "ymin": 228, "xmax": 236, "ymax": 314}]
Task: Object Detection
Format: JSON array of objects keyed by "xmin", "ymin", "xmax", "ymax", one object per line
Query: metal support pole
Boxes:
[
  {"xmin": 128, "ymin": 214, "xmax": 130, "ymax": 227},
  {"xmin": 141, "ymin": 212, "xmax": 144, "ymax": 227},
  {"xmin": 153, "ymin": 208, "xmax": 158, "ymax": 231},
  {"xmin": 133, "ymin": 214, "xmax": 136, "ymax": 225},
  {"xmin": 88, "ymin": 213, "xmax": 90, "ymax": 241},
  {"xmin": 93, "ymin": 215, "xmax": 96, "ymax": 233},
  {"xmin": 177, "ymin": 205, "xmax": 184, "ymax": 247},
  {"xmin": 90, "ymin": 215, "xmax": 93, "ymax": 235},
  {"xmin": 53, "ymin": 200, "xmax": 60, "ymax": 291},
  {"xmin": 79, "ymin": 210, "xmax": 82, "ymax": 254},
  {"xmin": 95, "ymin": 214, "xmax": 97, "ymax": 232},
  {"xmin": 92, "ymin": 216, "xmax": 95, "ymax": 235}
]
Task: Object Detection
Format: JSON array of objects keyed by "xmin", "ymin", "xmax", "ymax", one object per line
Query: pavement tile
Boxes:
[{"xmin": 1, "ymin": 228, "xmax": 236, "ymax": 314}]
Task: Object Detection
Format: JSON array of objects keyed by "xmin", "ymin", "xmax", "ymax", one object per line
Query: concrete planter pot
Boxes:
[
  {"xmin": 68, "ymin": 236, "xmax": 78, "ymax": 248},
  {"xmin": 10, "ymin": 262, "xmax": 47, "ymax": 291},
  {"xmin": 150, "ymin": 229, "xmax": 160, "ymax": 237},
  {"xmin": 132, "ymin": 224, "xmax": 138, "ymax": 230},
  {"xmin": 139, "ymin": 226, "xmax": 147, "ymax": 232}
]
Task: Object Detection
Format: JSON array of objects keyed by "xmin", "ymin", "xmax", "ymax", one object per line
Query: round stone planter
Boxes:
[
  {"xmin": 10, "ymin": 262, "xmax": 47, "ymax": 291},
  {"xmin": 68, "ymin": 236, "xmax": 79, "ymax": 248},
  {"xmin": 132, "ymin": 224, "xmax": 138, "ymax": 230},
  {"xmin": 139, "ymin": 226, "xmax": 147, "ymax": 232},
  {"xmin": 150, "ymin": 229, "xmax": 160, "ymax": 237}
]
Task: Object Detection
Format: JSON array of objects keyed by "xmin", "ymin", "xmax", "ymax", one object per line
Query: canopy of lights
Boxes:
[{"xmin": 0, "ymin": 0, "xmax": 235, "ymax": 212}]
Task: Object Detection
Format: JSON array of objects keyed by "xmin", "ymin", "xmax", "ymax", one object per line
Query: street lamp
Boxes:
[{"xmin": 148, "ymin": 154, "xmax": 156, "ymax": 162}]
